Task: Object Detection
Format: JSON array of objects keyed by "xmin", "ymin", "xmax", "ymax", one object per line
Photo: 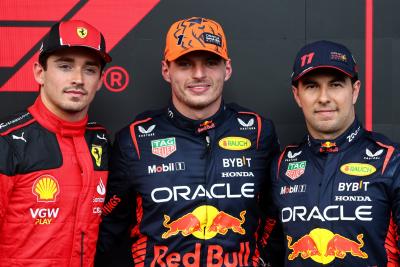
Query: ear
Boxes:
[
  {"xmin": 352, "ymin": 80, "xmax": 361, "ymax": 104},
  {"xmin": 33, "ymin": 62, "xmax": 45, "ymax": 86},
  {"xmin": 161, "ymin": 60, "xmax": 171, "ymax": 82},
  {"xmin": 292, "ymin": 85, "xmax": 302, "ymax": 108},
  {"xmin": 224, "ymin": 59, "xmax": 233, "ymax": 81}
]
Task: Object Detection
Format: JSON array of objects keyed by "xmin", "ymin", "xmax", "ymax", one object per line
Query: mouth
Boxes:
[
  {"xmin": 64, "ymin": 89, "xmax": 87, "ymax": 97},
  {"xmin": 314, "ymin": 109, "xmax": 337, "ymax": 118},
  {"xmin": 187, "ymin": 83, "xmax": 211, "ymax": 93}
]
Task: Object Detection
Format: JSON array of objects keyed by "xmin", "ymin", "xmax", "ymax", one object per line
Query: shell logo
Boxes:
[
  {"xmin": 218, "ymin": 137, "xmax": 251, "ymax": 151},
  {"xmin": 340, "ymin": 163, "xmax": 376, "ymax": 176},
  {"xmin": 32, "ymin": 175, "xmax": 60, "ymax": 202}
]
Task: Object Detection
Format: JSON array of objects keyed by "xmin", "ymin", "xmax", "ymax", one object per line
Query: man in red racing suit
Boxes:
[{"xmin": 0, "ymin": 20, "xmax": 111, "ymax": 267}]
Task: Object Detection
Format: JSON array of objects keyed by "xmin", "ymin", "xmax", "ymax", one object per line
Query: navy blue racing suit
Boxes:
[
  {"xmin": 96, "ymin": 102, "xmax": 279, "ymax": 266},
  {"xmin": 265, "ymin": 119, "xmax": 400, "ymax": 266}
]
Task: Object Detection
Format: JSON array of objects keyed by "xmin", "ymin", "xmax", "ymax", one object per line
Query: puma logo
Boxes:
[{"xmin": 12, "ymin": 132, "xmax": 27, "ymax": 143}]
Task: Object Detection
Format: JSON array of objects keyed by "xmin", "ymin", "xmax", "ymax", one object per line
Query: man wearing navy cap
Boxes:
[
  {"xmin": 0, "ymin": 20, "xmax": 111, "ymax": 266},
  {"xmin": 264, "ymin": 40, "xmax": 400, "ymax": 266}
]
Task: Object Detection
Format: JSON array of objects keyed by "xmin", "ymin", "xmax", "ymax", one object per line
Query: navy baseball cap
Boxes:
[
  {"xmin": 291, "ymin": 40, "xmax": 357, "ymax": 84},
  {"xmin": 39, "ymin": 20, "xmax": 112, "ymax": 63}
]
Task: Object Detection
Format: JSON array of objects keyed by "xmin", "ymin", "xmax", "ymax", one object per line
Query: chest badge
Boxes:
[
  {"xmin": 91, "ymin": 145, "xmax": 103, "ymax": 167},
  {"xmin": 32, "ymin": 175, "xmax": 60, "ymax": 202},
  {"xmin": 340, "ymin": 163, "xmax": 376, "ymax": 176},
  {"xmin": 151, "ymin": 137, "xmax": 177, "ymax": 158},
  {"xmin": 285, "ymin": 161, "xmax": 306, "ymax": 180}
]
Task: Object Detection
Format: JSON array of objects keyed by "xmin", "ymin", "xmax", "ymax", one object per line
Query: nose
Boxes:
[
  {"xmin": 71, "ymin": 69, "xmax": 84, "ymax": 86},
  {"xmin": 318, "ymin": 86, "xmax": 331, "ymax": 104},
  {"xmin": 192, "ymin": 63, "xmax": 206, "ymax": 79}
]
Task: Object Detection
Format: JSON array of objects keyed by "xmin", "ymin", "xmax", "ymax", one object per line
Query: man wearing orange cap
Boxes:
[
  {"xmin": 96, "ymin": 17, "xmax": 279, "ymax": 266},
  {"xmin": 0, "ymin": 20, "xmax": 111, "ymax": 266}
]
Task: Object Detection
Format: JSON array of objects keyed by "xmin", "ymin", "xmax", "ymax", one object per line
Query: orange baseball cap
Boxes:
[{"xmin": 164, "ymin": 17, "xmax": 229, "ymax": 61}]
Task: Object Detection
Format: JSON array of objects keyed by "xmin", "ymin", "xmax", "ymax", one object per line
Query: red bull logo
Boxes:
[
  {"xmin": 162, "ymin": 205, "xmax": 246, "ymax": 240},
  {"xmin": 287, "ymin": 228, "xmax": 368, "ymax": 264},
  {"xmin": 319, "ymin": 141, "xmax": 339, "ymax": 153},
  {"xmin": 151, "ymin": 241, "xmax": 251, "ymax": 267},
  {"xmin": 162, "ymin": 213, "xmax": 201, "ymax": 238},
  {"xmin": 208, "ymin": 210, "xmax": 246, "ymax": 235},
  {"xmin": 197, "ymin": 120, "xmax": 215, "ymax": 133}
]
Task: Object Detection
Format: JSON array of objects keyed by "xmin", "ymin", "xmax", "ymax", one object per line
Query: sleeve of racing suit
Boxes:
[
  {"xmin": 256, "ymin": 120, "xmax": 285, "ymax": 267},
  {"xmin": 0, "ymin": 136, "xmax": 16, "ymax": 227},
  {"xmin": 388, "ymin": 157, "xmax": 400, "ymax": 266},
  {"xmin": 95, "ymin": 128, "xmax": 137, "ymax": 262}
]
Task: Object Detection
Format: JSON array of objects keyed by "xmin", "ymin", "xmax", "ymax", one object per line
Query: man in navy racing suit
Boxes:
[
  {"xmin": 264, "ymin": 40, "xmax": 400, "ymax": 266},
  {"xmin": 96, "ymin": 17, "xmax": 280, "ymax": 266}
]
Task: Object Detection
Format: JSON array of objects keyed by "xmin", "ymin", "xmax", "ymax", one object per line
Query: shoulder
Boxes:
[
  {"xmin": 226, "ymin": 102, "xmax": 276, "ymax": 130},
  {"xmin": 0, "ymin": 110, "xmax": 35, "ymax": 136},
  {"xmin": 114, "ymin": 108, "xmax": 164, "ymax": 147},
  {"xmin": 364, "ymin": 130, "xmax": 399, "ymax": 148}
]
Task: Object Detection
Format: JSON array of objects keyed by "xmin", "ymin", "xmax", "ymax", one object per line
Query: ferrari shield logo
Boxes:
[
  {"xmin": 91, "ymin": 145, "xmax": 102, "ymax": 167},
  {"xmin": 285, "ymin": 161, "xmax": 306, "ymax": 180},
  {"xmin": 77, "ymin": 27, "xmax": 88, "ymax": 38}
]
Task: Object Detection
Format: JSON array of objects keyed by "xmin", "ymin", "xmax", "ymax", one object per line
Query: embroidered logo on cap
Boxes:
[{"xmin": 77, "ymin": 27, "xmax": 88, "ymax": 38}]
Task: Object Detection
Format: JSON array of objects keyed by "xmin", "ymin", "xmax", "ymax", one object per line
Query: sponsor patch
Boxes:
[
  {"xmin": 219, "ymin": 137, "xmax": 251, "ymax": 151},
  {"xmin": 197, "ymin": 120, "xmax": 215, "ymax": 133},
  {"xmin": 138, "ymin": 125, "xmax": 156, "ymax": 137},
  {"xmin": 340, "ymin": 163, "xmax": 376, "ymax": 176},
  {"xmin": 203, "ymin": 32, "xmax": 222, "ymax": 47},
  {"xmin": 32, "ymin": 175, "xmax": 60, "ymax": 202},
  {"xmin": 148, "ymin": 162, "xmax": 185, "ymax": 174},
  {"xmin": 287, "ymin": 151, "xmax": 302, "ymax": 159},
  {"xmin": 237, "ymin": 118, "xmax": 256, "ymax": 130},
  {"xmin": 364, "ymin": 148, "xmax": 384, "ymax": 160},
  {"xmin": 151, "ymin": 137, "xmax": 177, "ymax": 158},
  {"xmin": 12, "ymin": 132, "xmax": 27, "ymax": 142},
  {"xmin": 330, "ymin": 51, "xmax": 348, "ymax": 63},
  {"xmin": 91, "ymin": 145, "xmax": 103, "ymax": 167},
  {"xmin": 285, "ymin": 161, "xmax": 306, "ymax": 180},
  {"xmin": 280, "ymin": 184, "xmax": 307, "ymax": 195}
]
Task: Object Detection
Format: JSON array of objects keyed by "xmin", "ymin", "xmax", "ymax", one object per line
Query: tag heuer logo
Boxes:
[
  {"xmin": 285, "ymin": 161, "xmax": 306, "ymax": 180},
  {"xmin": 151, "ymin": 137, "xmax": 176, "ymax": 158},
  {"xmin": 77, "ymin": 27, "xmax": 88, "ymax": 38}
]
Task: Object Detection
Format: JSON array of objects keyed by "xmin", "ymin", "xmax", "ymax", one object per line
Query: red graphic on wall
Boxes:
[
  {"xmin": 104, "ymin": 66, "xmax": 130, "ymax": 93},
  {"xmin": 0, "ymin": 0, "xmax": 159, "ymax": 92}
]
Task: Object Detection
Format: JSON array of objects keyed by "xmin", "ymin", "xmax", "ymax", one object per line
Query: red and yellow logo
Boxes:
[
  {"xmin": 32, "ymin": 175, "xmax": 60, "ymax": 202},
  {"xmin": 162, "ymin": 205, "xmax": 246, "ymax": 240},
  {"xmin": 287, "ymin": 228, "xmax": 368, "ymax": 264}
]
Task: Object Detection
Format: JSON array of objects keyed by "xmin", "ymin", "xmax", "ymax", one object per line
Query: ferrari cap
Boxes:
[{"xmin": 39, "ymin": 20, "xmax": 112, "ymax": 63}]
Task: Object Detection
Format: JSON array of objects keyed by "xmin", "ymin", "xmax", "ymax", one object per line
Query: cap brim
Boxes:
[
  {"xmin": 40, "ymin": 45, "xmax": 112, "ymax": 63},
  {"xmin": 165, "ymin": 47, "xmax": 229, "ymax": 62},
  {"xmin": 292, "ymin": 65, "xmax": 354, "ymax": 83}
]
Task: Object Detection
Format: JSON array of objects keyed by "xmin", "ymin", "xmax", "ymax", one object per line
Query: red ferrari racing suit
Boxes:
[{"xmin": 0, "ymin": 96, "xmax": 110, "ymax": 267}]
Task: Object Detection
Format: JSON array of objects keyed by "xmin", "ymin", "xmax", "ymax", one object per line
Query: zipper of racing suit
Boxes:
[
  {"xmin": 202, "ymin": 133, "xmax": 212, "ymax": 263},
  {"xmin": 81, "ymin": 232, "xmax": 84, "ymax": 266}
]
